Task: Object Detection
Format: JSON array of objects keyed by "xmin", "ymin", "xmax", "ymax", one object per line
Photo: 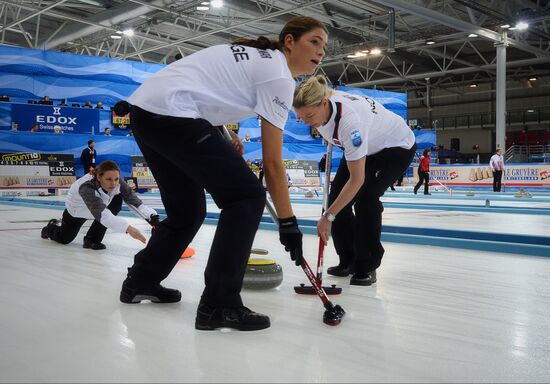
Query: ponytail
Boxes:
[{"xmin": 232, "ymin": 36, "xmax": 281, "ymax": 50}]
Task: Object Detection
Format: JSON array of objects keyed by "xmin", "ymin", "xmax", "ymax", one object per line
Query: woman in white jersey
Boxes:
[
  {"xmin": 120, "ymin": 16, "xmax": 328, "ymax": 331},
  {"xmin": 293, "ymin": 76, "xmax": 417, "ymax": 286},
  {"xmin": 41, "ymin": 160, "xmax": 155, "ymax": 250}
]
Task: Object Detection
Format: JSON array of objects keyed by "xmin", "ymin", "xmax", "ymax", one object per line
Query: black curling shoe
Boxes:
[
  {"xmin": 83, "ymin": 237, "xmax": 106, "ymax": 250},
  {"xmin": 327, "ymin": 264, "xmax": 354, "ymax": 277},
  {"xmin": 195, "ymin": 303, "xmax": 270, "ymax": 331},
  {"xmin": 350, "ymin": 270, "xmax": 377, "ymax": 286},
  {"xmin": 120, "ymin": 279, "xmax": 182, "ymax": 304},
  {"xmin": 41, "ymin": 219, "xmax": 59, "ymax": 239}
]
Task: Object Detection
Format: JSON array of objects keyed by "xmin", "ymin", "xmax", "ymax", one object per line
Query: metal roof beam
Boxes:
[
  {"xmin": 121, "ymin": 0, "xmax": 328, "ymax": 59},
  {"xmin": 347, "ymin": 57, "xmax": 550, "ymax": 87},
  {"xmin": 366, "ymin": 0, "xmax": 550, "ymax": 58}
]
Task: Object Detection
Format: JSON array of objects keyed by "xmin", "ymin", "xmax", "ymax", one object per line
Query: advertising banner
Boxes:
[
  {"xmin": 284, "ymin": 159, "xmax": 320, "ymax": 187},
  {"xmin": 131, "ymin": 156, "xmax": 157, "ymax": 189},
  {"xmin": 11, "ymin": 103, "xmax": 98, "ymax": 134},
  {"xmin": 0, "ymin": 152, "xmax": 75, "ymax": 188},
  {"xmin": 413, "ymin": 163, "xmax": 550, "ymax": 186}
]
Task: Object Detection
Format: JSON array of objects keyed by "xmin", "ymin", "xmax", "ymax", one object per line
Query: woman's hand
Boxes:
[
  {"xmin": 228, "ymin": 129, "xmax": 244, "ymax": 156},
  {"xmin": 127, "ymin": 225, "xmax": 146, "ymax": 244},
  {"xmin": 317, "ymin": 215, "xmax": 332, "ymax": 245}
]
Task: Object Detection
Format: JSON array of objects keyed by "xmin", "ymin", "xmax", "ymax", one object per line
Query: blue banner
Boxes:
[{"xmin": 10, "ymin": 103, "xmax": 98, "ymax": 134}]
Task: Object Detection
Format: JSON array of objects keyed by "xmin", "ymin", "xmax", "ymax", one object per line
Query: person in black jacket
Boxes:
[{"xmin": 80, "ymin": 140, "xmax": 97, "ymax": 175}]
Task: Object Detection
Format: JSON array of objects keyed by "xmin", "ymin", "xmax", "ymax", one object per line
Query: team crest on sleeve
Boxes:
[{"xmin": 350, "ymin": 130, "xmax": 362, "ymax": 147}]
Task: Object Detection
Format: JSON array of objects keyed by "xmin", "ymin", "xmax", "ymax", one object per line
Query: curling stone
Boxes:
[
  {"xmin": 251, "ymin": 248, "xmax": 269, "ymax": 255},
  {"xmin": 243, "ymin": 258, "xmax": 283, "ymax": 290},
  {"xmin": 304, "ymin": 190, "xmax": 315, "ymax": 198},
  {"xmin": 466, "ymin": 191, "xmax": 475, "ymax": 196},
  {"xmin": 180, "ymin": 247, "xmax": 195, "ymax": 258},
  {"xmin": 514, "ymin": 191, "xmax": 523, "ymax": 198}
]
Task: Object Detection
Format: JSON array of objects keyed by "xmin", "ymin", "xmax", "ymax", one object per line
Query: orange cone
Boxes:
[{"xmin": 181, "ymin": 247, "xmax": 195, "ymax": 258}]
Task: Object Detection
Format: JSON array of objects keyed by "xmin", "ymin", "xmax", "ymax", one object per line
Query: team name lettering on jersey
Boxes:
[
  {"xmin": 258, "ymin": 49, "xmax": 272, "ymax": 59},
  {"xmin": 230, "ymin": 45, "xmax": 249, "ymax": 62},
  {"xmin": 342, "ymin": 94, "xmax": 377, "ymax": 114}
]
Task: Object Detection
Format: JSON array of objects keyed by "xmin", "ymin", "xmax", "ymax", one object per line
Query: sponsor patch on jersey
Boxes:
[{"xmin": 350, "ymin": 130, "xmax": 362, "ymax": 147}]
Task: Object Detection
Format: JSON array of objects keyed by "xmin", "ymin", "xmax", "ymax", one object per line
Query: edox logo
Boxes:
[{"xmin": 52, "ymin": 107, "xmax": 61, "ymax": 115}]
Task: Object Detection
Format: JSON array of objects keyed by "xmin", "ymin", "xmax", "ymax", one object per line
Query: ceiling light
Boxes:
[
  {"xmin": 526, "ymin": 109, "xmax": 535, "ymax": 113},
  {"xmin": 122, "ymin": 28, "xmax": 134, "ymax": 37},
  {"xmin": 211, "ymin": 0, "xmax": 223, "ymax": 7},
  {"xmin": 370, "ymin": 48, "xmax": 381, "ymax": 55},
  {"xmin": 201, "ymin": 1, "xmax": 209, "ymax": 4},
  {"xmin": 469, "ymin": 84, "xmax": 477, "ymax": 88},
  {"xmin": 360, "ymin": 49, "xmax": 370, "ymax": 53},
  {"xmin": 529, "ymin": 77, "xmax": 537, "ymax": 81},
  {"xmin": 355, "ymin": 51, "xmax": 367, "ymax": 57},
  {"xmin": 508, "ymin": 26, "xmax": 517, "ymax": 30},
  {"xmin": 110, "ymin": 35, "xmax": 122, "ymax": 39},
  {"xmin": 516, "ymin": 21, "xmax": 529, "ymax": 30},
  {"xmin": 426, "ymin": 40, "xmax": 436, "ymax": 45},
  {"xmin": 468, "ymin": 33, "xmax": 478, "ymax": 38},
  {"xmin": 196, "ymin": 6, "xmax": 209, "ymax": 10},
  {"xmin": 116, "ymin": 30, "xmax": 123, "ymax": 34},
  {"xmin": 500, "ymin": 24, "xmax": 511, "ymax": 29}
]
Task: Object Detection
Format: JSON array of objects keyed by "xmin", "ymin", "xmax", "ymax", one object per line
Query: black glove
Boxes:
[
  {"xmin": 278, "ymin": 216, "xmax": 303, "ymax": 266},
  {"xmin": 147, "ymin": 214, "xmax": 160, "ymax": 228}
]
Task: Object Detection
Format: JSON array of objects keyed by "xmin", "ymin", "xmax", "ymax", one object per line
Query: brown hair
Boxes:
[
  {"xmin": 94, "ymin": 160, "xmax": 120, "ymax": 178},
  {"xmin": 232, "ymin": 16, "xmax": 327, "ymax": 52}
]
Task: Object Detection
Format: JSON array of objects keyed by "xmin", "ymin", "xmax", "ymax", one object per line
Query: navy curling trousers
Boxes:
[
  {"xmin": 328, "ymin": 144, "xmax": 417, "ymax": 274},
  {"xmin": 127, "ymin": 106, "xmax": 266, "ymax": 308}
]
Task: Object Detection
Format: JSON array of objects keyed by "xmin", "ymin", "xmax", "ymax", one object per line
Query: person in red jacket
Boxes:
[{"xmin": 414, "ymin": 148, "xmax": 431, "ymax": 195}]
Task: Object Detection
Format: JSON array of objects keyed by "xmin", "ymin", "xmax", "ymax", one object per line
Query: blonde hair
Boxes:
[{"xmin": 293, "ymin": 75, "xmax": 334, "ymax": 109}]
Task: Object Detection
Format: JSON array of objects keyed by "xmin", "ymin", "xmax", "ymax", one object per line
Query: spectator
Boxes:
[
  {"xmin": 80, "ymin": 140, "xmax": 97, "ymax": 175},
  {"xmin": 242, "ymin": 133, "xmax": 251, "ymax": 142},
  {"xmin": 53, "ymin": 125, "xmax": 63, "ymax": 134},
  {"xmin": 10, "ymin": 121, "xmax": 19, "ymax": 131},
  {"xmin": 83, "ymin": 101, "xmax": 93, "ymax": 108},
  {"xmin": 30, "ymin": 124, "xmax": 39, "ymax": 133},
  {"xmin": 40, "ymin": 96, "xmax": 53, "ymax": 105},
  {"xmin": 104, "ymin": 127, "xmax": 112, "ymax": 136},
  {"xmin": 0, "ymin": 95, "xmax": 9, "ymax": 102},
  {"xmin": 544, "ymin": 127, "xmax": 550, "ymax": 145},
  {"xmin": 126, "ymin": 130, "xmax": 134, "ymax": 137},
  {"xmin": 59, "ymin": 99, "xmax": 68, "ymax": 106},
  {"xmin": 95, "ymin": 101, "xmax": 104, "ymax": 109},
  {"xmin": 72, "ymin": 103, "xmax": 80, "ymax": 107}
]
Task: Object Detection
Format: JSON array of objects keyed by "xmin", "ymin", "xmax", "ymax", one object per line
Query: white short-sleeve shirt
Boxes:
[
  {"xmin": 317, "ymin": 91, "xmax": 415, "ymax": 161},
  {"xmin": 128, "ymin": 44, "xmax": 294, "ymax": 130}
]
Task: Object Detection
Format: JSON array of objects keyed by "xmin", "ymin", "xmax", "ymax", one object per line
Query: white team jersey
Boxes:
[
  {"xmin": 128, "ymin": 44, "xmax": 294, "ymax": 130},
  {"xmin": 317, "ymin": 91, "xmax": 415, "ymax": 161}
]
